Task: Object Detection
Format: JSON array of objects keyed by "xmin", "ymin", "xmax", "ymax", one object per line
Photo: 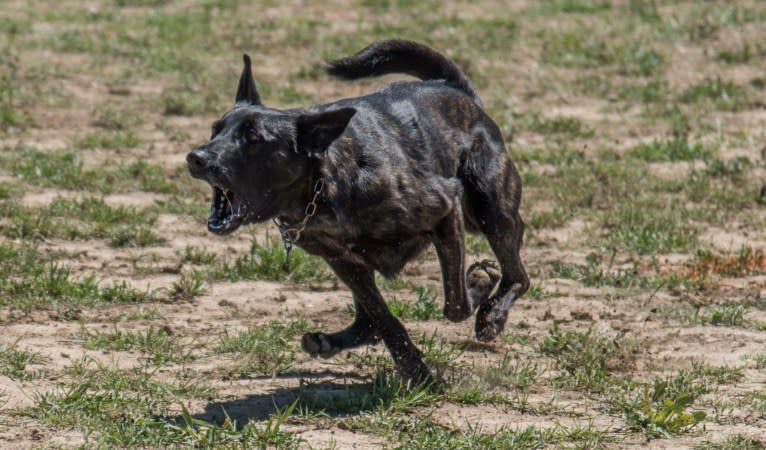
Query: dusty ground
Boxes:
[{"xmin": 1, "ymin": 0, "xmax": 766, "ymax": 449}]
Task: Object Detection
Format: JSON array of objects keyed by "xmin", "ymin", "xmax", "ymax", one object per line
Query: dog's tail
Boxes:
[{"xmin": 327, "ymin": 39, "xmax": 482, "ymax": 107}]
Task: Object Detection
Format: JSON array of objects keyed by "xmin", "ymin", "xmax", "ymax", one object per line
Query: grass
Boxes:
[
  {"xmin": 678, "ymin": 78, "xmax": 749, "ymax": 112},
  {"xmin": 24, "ymin": 363, "xmax": 216, "ymax": 448},
  {"xmin": 214, "ymin": 318, "xmax": 313, "ymax": 377},
  {"xmin": 629, "ymin": 135, "xmax": 711, "ymax": 162},
  {"xmin": 206, "ymin": 236, "xmax": 332, "ymax": 283},
  {"xmin": 0, "ymin": 342, "xmax": 44, "ymax": 380},
  {"xmin": 0, "ymin": 196, "xmax": 166, "ymax": 247},
  {"xmin": 1, "ymin": 147, "xmax": 183, "ymax": 194},
  {"xmin": 539, "ymin": 324, "xmax": 635, "ymax": 392},
  {"xmin": 80, "ymin": 326, "xmax": 193, "ymax": 365},
  {"xmin": 3, "ymin": 0, "xmax": 766, "ymax": 447},
  {"xmin": 387, "ymin": 286, "xmax": 442, "ymax": 320}
]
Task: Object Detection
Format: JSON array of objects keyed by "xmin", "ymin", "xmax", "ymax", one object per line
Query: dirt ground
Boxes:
[{"xmin": 1, "ymin": 1, "xmax": 766, "ymax": 449}]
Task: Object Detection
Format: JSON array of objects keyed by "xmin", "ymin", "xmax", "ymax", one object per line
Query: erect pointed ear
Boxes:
[
  {"xmin": 296, "ymin": 107, "xmax": 356, "ymax": 156},
  {"xmin": 235, "ymin": 54, "xmax": 261, "ymax": 105}
]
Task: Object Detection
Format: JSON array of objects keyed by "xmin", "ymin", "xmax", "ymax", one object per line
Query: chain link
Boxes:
[{"xmin": 273, "ymin": 178, "xmax": 324, "ymax": 271}]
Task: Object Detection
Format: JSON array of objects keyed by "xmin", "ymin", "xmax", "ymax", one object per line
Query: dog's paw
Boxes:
[
  {"xmin": 474, "ymin": 283, "xmax": 521, "ymax": 342},
  {"xmin": 301, "ymin": 332, "xmax": 341, "ymax": 359},
  {"xmin": 467, "ymin": 260, "xmax": 501, "ymax": 305}
]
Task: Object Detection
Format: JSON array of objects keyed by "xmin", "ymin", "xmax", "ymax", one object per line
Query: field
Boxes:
[{"xmin": 1, "ymin": 0, "xmax": 766, "ymax": 448}]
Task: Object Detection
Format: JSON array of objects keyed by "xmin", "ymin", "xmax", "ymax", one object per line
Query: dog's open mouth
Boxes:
[{"xmin": 208, "ymin": 186, "xmax": 247, "ymax": 235}]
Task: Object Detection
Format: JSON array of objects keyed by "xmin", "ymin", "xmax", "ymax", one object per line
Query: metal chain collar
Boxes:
[{"xmin": 273, "ymin": 178, "xmax": 324, "ymax": 272}]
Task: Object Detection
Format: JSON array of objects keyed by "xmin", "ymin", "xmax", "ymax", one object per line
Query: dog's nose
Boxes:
[{"xmin": 187, "ymin": 149, "xmax": 210, "ymax": 174}]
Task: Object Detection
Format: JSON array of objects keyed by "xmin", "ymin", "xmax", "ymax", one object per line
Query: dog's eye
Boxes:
[
  {"xmin": 211, "ymin": 122, "xmax": 224, "ymax": 139},
  {"xmin": 245, "ymin": 126, "xmax": 261, "ymax": 143}
]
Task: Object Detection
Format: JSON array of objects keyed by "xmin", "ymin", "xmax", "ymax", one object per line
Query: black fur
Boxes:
[{"xmin": 187, "ymin": 39, "xmax": 529, "ymax": 385}]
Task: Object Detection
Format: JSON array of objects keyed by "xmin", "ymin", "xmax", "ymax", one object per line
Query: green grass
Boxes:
[
  {"xmin": 606, "ymin": 203, "xmax": 699, "ymax": 254},
  {"xmin": 0, "ymin": 343, "xmax": 44, "ymax": 380},
  {"xmin": 214, "ymin": 318, "xmax": 313, "ymax": 377},
  {"xmin": 1, "ymin": 147, "xmax": 182, "ymax": 194},
  {"xmin": 629, "ymin": 135, "xmax": 711, "ymax": 162},
  {"xmin": 694, "ymin": 435, "xmax": 766, "ymax": 450},
  {"xmin": 539, "ymin": 324, "xmax": 635, "ymax": 392},
  {"xmin": 206, "ymin": 236, "xmax": 331, "ymax": 283},
  {"xmin": 76, "ymin": 130, "xmax": 142, "ymax": 149},
  {"xmin": 0, "ymin": 197, "xmax": 166, "ymax": 247},
  {"xmin": 24, "ymin": 363, "xmax": 216, "ymax": 448},
  {"xmin": 81, "ymin": 326, "xmax": 193, "ymax": 365},
  {"xmin": 678, "ymin": 78, "xmax": 749, "ymax": 112},
  {"xmin": 387, "ymin": 286, "xmax": 442, "ymax": 320}
]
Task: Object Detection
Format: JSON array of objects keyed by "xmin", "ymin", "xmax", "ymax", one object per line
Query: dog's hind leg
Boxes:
[
  {"xmin": 433, "ymin": 198, "xmax": 499, "ymax": 322},
  {"xmin": 460, "ymin": 137, "xmax": 530, "ymax": 341},
  {"xmin": 474, "ymin": 210, "xmax": 529, "ymax": 341},
  {"xmin": 301, "ymin": 295, "xmax": 380, "ymax": 358}
]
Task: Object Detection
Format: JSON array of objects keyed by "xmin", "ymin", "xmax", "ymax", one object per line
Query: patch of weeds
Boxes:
[
  {"xmin": 616, "ymin": 41, "xmax": 664, "ymax": 76},
  {"xmin": 124, "ymin": 307, "xmax": 162, "ymax": 321},
  {"xmin": 415, "ymin": 333, "xmax": 463, "ymax": 379},
  {"xmin": 606, "ymin": 203, "xmax": 698, "ymax": 255},
  {"xmin": 688, "ymin": 247, "xmax": 766, "ymax": 279},
  {"xmin": 539, "ymin": 323, "xmax": 634, "ymax": 392},
  {"xmin": 538, "ymin": 0, "xmax": 611, "ymax": 14},
  {"xmin": 620, "ymin": 80, "xmax": 669, "ymax": 104},
  {"xmin": 81, "ymin": 326, "xmax": 193, "ymax": 365},
  {"xmin": 92, "ymin": 107, "xmax": 144, "ymax": 131},
  {"xmin": 392, "ymin": 418, "xmax": 556, "ymax": 450},
  {"xmin": 694, "ymin": 435, "xmax": 766, "ymax": 450},
  {"xmin": 465, "ymin": 233, "xmax": 491, "ymax": 255},
  {"xmin": 179, "ymin": 245, "xmax": 217, "ymax": 265},
  {"xmin": 207, "ymin": 236, "xmax": 331, "ymax": 283},
  {"xmin": 482, "ymin": 354, "xmax": 544, "ymax": 391},
  {"xmin": 517, "ymin": 146, "xmax": 586, "ymax": 166},
  {"xmin": 166, "ymin": 401, "xmax": 302, "ymax": 449},
  {"xmin": 24, "ymin": 362, "xmax": 214, "ymax": 447},
  {"xmin": 528, "ymin": 207, "xmax": 571, "ymax": 230},
  {"xmin": 629, "ymin": 135, "xmax": 711, "ymax": 162},
  {"xmin": 76, "ymin": 131, "xmax": 142, "ymax": 149},
  {"xmin": 708, "ymin": 304, "xmax": 746, "ymax": 327},
  {"xmin": 514, "ymin": 112, "xmax": 594, "ymax": 139},
  {"xmin": 541, "ymin": 29, "xmax": 612, "ymax": 69},
  {"xmin": 387, "ymin": 286, "xmax": 442, "ymax": 320},
  {"xmin": 3, "ymin": 147, "xmax": 180, "ymax": 194},
  {"xmin": 614, "ymin": 372, "xmax": 706, "ymax": 438},
  {"xmin": 688, "ymin": 361, "xmax": 744, "ymax": 385},
  {"xmin": 552, "ymin": 252, "xmax": 699, "ymax": 290},
  {"xmin": 714, "ymin": 43, "xmax": 756, "ymax": 65},
  {"xmin": 0, "ymin": 342, "xmax": 44, "ymax": 380},
  {"xmin": 108, "ymin": 224, "xmax": 167, "ymax": 247},
  {"xmin": 214, "ymin": 318, "xmax": 313, "ymax": 377},
  {"xmin": 1, "ymin": 197, "xmax": 164, "ymax": 247},
  {"xmin": 0, "ymin": 260, "xmax": 152, "ymax": 311},
  {"xmin": 0, "ymin": 74, "xmax": 30, "ymax": 130},
  {"xmin": 0, "ymin": 181, "xmax": 23, "ymax": 200},
  {"xmin": 678, "ymin": 78, "xmax": 749, "ymax": 112},
  {"xmin": 169, "ymin": 270, "xmax": 207, "ymax": 300}
]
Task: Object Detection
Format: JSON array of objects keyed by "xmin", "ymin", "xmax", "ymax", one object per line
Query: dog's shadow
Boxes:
[{"xmin": 176, "ymin": 369, "xmax": 392, "ymax": 428}]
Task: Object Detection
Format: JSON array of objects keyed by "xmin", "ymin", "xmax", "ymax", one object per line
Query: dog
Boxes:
[{"xmin": 187, "ymin": 40, "xmax": 529, "ymax": 384}]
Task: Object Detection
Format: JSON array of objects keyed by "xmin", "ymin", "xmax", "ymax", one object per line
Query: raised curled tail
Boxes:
[{"xmin": 327, "ymin": 39, "xmax": 483, "ymax": 107}]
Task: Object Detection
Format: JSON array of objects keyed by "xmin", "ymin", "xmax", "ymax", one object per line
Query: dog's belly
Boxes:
[{"xmin": 298, "ymin": 226, "xmax": 431, "ymax": 279}]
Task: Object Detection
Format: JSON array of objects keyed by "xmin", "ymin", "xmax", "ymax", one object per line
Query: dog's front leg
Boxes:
[
  {"xmin": 301, "ymin": 294, "xmax": 380, "ymax": 358},
  {"xmin": 433, "ymin": 198, "xmax": 499, "ymax": 322},
  {"xmin": 326, "ymin": 258, "xmax": 435, "ymax": 386}
]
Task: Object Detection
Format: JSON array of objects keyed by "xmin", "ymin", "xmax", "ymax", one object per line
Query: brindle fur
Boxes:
[{"xmin": 187, "ymin": 40, "xmax": 529, "ymax": 384}]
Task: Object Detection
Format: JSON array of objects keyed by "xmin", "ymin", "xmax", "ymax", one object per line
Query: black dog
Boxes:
[{"xmin": 187, "ymin": 40, "xmax": 529, "ymax": 384}]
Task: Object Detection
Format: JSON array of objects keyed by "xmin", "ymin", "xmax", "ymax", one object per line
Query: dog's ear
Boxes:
[
  {"xmin": 296, "ymin": 107, "xmax": 356, "ymax": 156},
  {"xmin": 235, "ymin": 54, "xmax": 261, "ymax": 105}
]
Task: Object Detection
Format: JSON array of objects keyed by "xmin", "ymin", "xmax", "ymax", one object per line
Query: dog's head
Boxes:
[{"xmin": 187, "ymin": 55, "xmax": 355, "ymax": 235}]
